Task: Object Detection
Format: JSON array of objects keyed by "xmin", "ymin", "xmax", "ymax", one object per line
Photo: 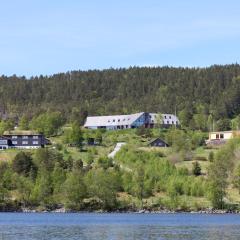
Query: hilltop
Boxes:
[{"xmin": 1, "ymin": 64, "xmax": 240, "ymax": 129}]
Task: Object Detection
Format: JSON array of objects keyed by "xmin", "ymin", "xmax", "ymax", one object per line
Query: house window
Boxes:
[
  {"xmin": 169, "ymin": 116, "xmax": 171, "ymax": 119},
  {"xmin": 172, "ymin": 121, "xmax": 174, "ymax": 124},
  {"xmin": 220, "ymin": 134, "xmax": 224, "ymax": 139},
  {"xmin": 167, "ymin": 121, "xmax": 169, "ymax": 124},
  {"xmin": 113, "ymin": 119, "xmax": 115, "ymax": 122},
  {"xmin": 216, "ymin": 134, "xmax": 219, "ymax": 139},
  {"xmin": 22, "ymin": 136, "xmax": 28, "ymax": 139},
  {"xmin": 12, "ymin": 141, "xmax": 17, "ymax": 145},
  {"xmin": 0, "ymin": 140, "xmax": 7, "ymax": 145},
  {"xmin": 33, "ymin": 136, "xmax": 39, "ymax": 139},
  {"xmin": 33, "ymin": 141, "xmax": 39, "ymax": 145},
  {"xmin": 108, "ymin": 120, "xmax": 110, "ymax": 123},
  {"xmin": 118, "ymin": 119, "xmax": 120, "ymax": 122},
  {"xmin": 164, "ymin": 116, "xmax": 167, "ymax": 119},
  {"xmin": 22, "ymin": 141, "xmax": 28, "ymax": 145},
  {"xmin": 12, "ymin": 136, "xmax": 17, "ymax": 139}
]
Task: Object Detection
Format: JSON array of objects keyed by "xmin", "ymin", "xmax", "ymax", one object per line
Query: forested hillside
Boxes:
[{"xmin": 1, "ymin": 64, "xmax": 240, "ymax": 127}]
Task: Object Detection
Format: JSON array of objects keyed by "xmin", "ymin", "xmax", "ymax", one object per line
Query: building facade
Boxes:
[
  {"xmin": 206, "ymin": 130, "xmax": 240, "ymax": 145},
  {"xmin": 84, "ymin": 112, "xmax": 179, "ymax": 130},
  {"xmin": 0, "ymin": 131, "xmax": 48, "ymax": 150},
  {"xmin": 0, "ymin": 136, "xmax": 11, "ymax": 150}
]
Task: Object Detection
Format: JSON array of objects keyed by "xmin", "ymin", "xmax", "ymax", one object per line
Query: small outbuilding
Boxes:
[
  {"xmin": 206, "ymin": 130, "xmax": 240, "ymax": 146},
  {"xmin": 149, "ymin": 138, "xmax": 169, "ymax": 147}
]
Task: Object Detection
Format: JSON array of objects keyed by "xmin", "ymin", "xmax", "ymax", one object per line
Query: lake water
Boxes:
[{"xmin": 0, "ymin": 213, "xmax": 240, "ymax": 239}]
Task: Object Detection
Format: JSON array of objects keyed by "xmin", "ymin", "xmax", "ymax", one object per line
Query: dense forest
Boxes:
[{"xmin": 1, "ymin": 64, "xmax": 240, "ymax": 128}]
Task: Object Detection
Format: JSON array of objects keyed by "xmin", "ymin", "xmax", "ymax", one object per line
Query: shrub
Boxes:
[
  {"xmin": 192, "ymin": 161, "xmax": 201, "ymax": 176},
  {"xmin": 12, "ymin": 152, "xmax": 35, "ymax": 177},
  {"xmin": 208, "ymin": 151, "xmax": 214, "ymax": 162}
]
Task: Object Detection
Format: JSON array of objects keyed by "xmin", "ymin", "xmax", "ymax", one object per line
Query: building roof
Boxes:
[
  {"xmin": 209, "ymin": 130, "xmax": 237, "ymax": 134},
  {"xmin": 149, "ymin": 138, "xmax": 169, "ymax": 146},
  {"xmin": 84, "ymin": 112, "xmax": 144, "ymax": 127},
  {"xmin": 149, "ymin": 113, "xmax": 179, "ymax": 124},
  {"xmin": 3, "ymin": 130, "xmax": 42, "ymax": 136}
]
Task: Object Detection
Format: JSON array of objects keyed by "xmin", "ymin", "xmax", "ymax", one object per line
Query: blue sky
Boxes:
[{"xmin": 1, "ymin": 0, "xmax": 240, "ymax": 76}]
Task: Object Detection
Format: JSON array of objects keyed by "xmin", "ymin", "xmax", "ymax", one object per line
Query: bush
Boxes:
[
  {"xmin": 208, "ymin": 151, "xmax": 214, "ymax": 162},
  {"xmin": 192, "ymin": 161, "xmax": 201, "ymax": 176},
  {"xmin": 12, "ymin": 152, "xmax": 35, "ymax": 177}
]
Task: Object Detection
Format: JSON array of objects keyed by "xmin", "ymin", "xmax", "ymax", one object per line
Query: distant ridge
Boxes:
[{"xmin": 0, "ymin": 64, "xmax": 240, "ymax": 124}]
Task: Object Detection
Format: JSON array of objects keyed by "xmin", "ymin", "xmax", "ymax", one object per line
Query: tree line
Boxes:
[{"xmin": 1, "ymin": 64, "xmax": 240, "ymax": 130}]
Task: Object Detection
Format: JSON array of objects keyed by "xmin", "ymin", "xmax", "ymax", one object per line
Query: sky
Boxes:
[{"xmin": 1, "ymin": 0, "xmax": 240, "ymax": 77}]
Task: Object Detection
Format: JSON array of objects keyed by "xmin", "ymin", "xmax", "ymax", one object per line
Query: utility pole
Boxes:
[{"xmin": 175, "ymin": 105, "xmax": 177, "ymax": 129}]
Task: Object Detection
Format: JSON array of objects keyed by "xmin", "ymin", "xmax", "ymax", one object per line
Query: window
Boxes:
[
  {"xmin": 169, "ymin": 116, "xmax": 171, "ymax": 119},
  {"xmin": 216, "ymin": 134, "xmax": 219, "ymax": 139},
  {"xmin": 12, "ymin": 136, "xmax": 17, "ymax": 139},
  {"xmin": 33, "ymin": 141, "xmax": 39, "ymax": 145},
  {"xmin": 172, "ymin": 121, "xmax": 174, "ymax": 124},
  {"xmin": 118, "ymin": 119, "xmax": 120, "ymax": 122},
  {"xmin": 164, "ymin": 116, "xmax": 167, "ymax": 119},
  {"xmin": 33, "ymin": 135, "xmax": 39, "ymax": 139},
  {"xmin": 22, "ymin": 136, "xmax": 28, "ymax": 139},
  {"xmin": 220, "ymin": 134, "xmax": 224, "ymax": 139},
  {"xmin": 0, "ymin": 140, "xmax": 7, "ymax": 145},
  {"xmin": 12, "ymin": 141, "xmax": 17, "ymax": 145},
  {"xmin": 113, "ymin": 119, "xmax": 115, "ymax": 122},
  {"xmin": 167, "ymin": 121, "xmax": 169, "ymax": 124},
  {"xmin": 108, "ymin": 120, "xmax": 110, "ymax": 123},
  {"xmin": 22, "ymin": 141, "xmax": 28, "ymax": 145}
]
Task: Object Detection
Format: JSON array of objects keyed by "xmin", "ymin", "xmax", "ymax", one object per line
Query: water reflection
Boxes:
[
  {"xmin": 0, "ymin": 225, "xmax": 240, "ymax": 240},
  {"xmin": 0, "ymin": 214, "xmax": 240, "ymax": 240}
]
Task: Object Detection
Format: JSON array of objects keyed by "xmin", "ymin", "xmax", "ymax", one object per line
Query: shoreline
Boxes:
[{"xmin": 17, "ymin": 208, "xmax": 240, "ymax": 214}]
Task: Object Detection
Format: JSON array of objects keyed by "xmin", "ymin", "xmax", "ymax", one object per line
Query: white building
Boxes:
[
  {"xmin": 206, "ymin": 130, "xmax": 240, "ymax": 145},
  {"xmin": 84, "ymin": 112, "xmax": 179, "ymax": 130}
]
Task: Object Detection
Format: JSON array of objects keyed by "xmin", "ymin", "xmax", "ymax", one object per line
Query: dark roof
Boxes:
[{"xmin": 149, "ymin": 138, "xmax": 169, "ymax": 146}]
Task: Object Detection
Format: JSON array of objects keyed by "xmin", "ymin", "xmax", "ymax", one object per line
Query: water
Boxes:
[{"xmin": 0, "ymin": 213, "xmax": 240, "ymax": 239}]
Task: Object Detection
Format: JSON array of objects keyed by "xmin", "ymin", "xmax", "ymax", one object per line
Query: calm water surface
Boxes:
[{"xmin": 0, "ymin": 213, "xmax": 239, "ymax": 239}]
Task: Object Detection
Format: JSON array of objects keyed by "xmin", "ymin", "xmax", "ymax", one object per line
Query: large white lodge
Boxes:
[{"xmin": 84, "ymin": 112, "xmax": 180, "ymax": 130}]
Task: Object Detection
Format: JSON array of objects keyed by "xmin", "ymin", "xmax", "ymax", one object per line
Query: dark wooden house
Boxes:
[
  {"xmin": 149, "ymin": 138, "xmax": 169, "ymax": 147},
  {"xmin": 1, "ymin": 131, "xmax": 48, "ymax": 150}
]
